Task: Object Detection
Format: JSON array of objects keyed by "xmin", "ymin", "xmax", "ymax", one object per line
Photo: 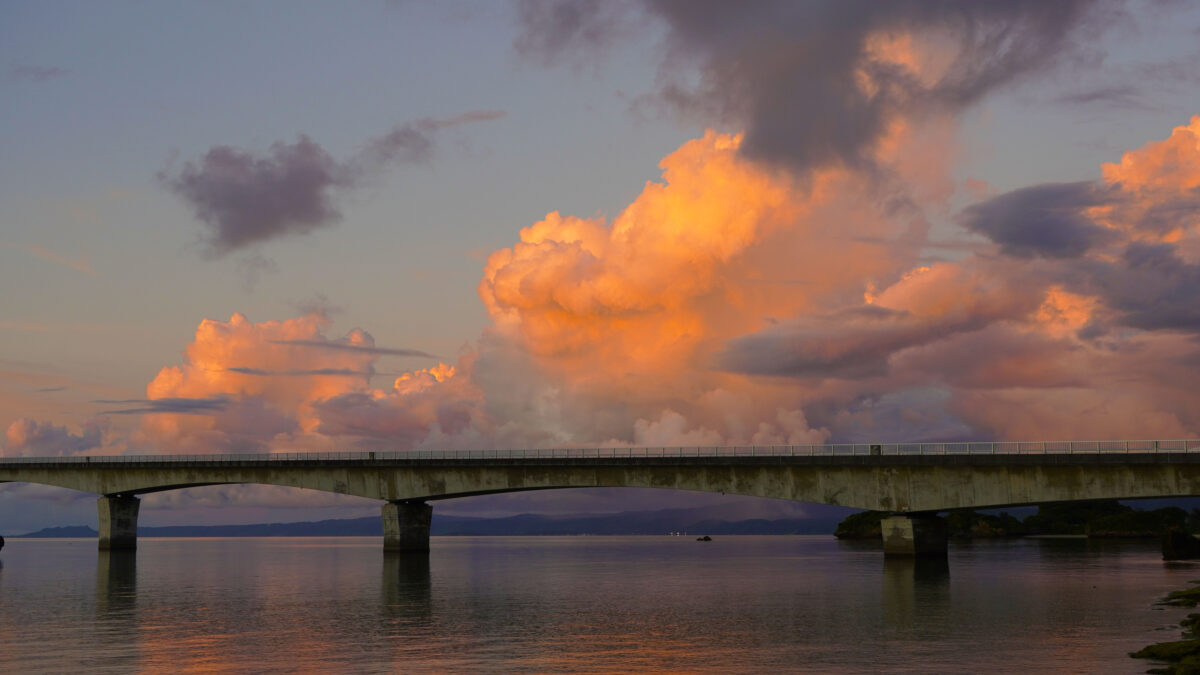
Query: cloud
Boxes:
[
  {"xmin": 513, "ymin": 0, "xmax": 637, "ymax": 66},
  {"xmin": 29, "ymin": 111, "xmax": 1200, "ymax": 470},
  {"xmin": 95, "ymin": 396, "xmax": 230, "ymax": 415},
  {"xmin": 4, "ymin": 417, "xmax": 106, "ymax": 457},
  {"xmin": 10, "ymin": 64, "xmax": 67, "ymax": 82},
  {"xmin": 719, "ymin": 261, "xmax": 1043, "ymax": 379},
  {"xmin": 517, "ymin": 0, "xmax": 1109, "ymax": 172},
  {"xmin": 122, "ymin": 312, "xmax": 472, "ymax": 453},
  {"xmin": 235, "ymin": 253, "xmax": 278, "ymax": 291},
  {"xmin": 160, "ymin": 135, "xmax": 345, "ymax": 256},
  {"xmin": 160, "ymin": 111, "xmax": 505, "ymax": 256},
  {"xmin": 225, "ymin": 367, "xmax": 368, "ymax": 377},
  {"xmin": 17, "ymin": 243, "xmax": 94, "ymax": 274},
  {"xmin": 958, "ymin": 181, "xmax": 1120, "ymax": 258},
  {"xmin": 1085, "ymin": 243, "xmax": 1200, "ymax": 331},
  {"xmin": 1052, "ymin": 84, "xmax": 1151, "ymax": 110},
  {"xmin": 267, "ymin": 339, "xmax": 436, "ymax": 359}
]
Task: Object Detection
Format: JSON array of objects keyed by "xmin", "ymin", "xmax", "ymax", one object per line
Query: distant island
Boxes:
[
  {"xmin": 15, "ymin": 505, "xmax": 847, "ymax": 539},
  {"xmin": 18, "ymin": 499, "xmax": 1198, "ymax": 541},
  {"xmin": 835, "ymin": 500, "xmax": 1199, "ymax": 540}
]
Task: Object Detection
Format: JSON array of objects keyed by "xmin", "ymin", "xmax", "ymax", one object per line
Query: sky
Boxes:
[{"xmin": 4, "ymin": 0, "xmax": 1200, "ymax": 532}]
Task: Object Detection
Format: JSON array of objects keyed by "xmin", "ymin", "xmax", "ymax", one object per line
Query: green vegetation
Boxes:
[
  {"xmin": 833, "ymin": 510, "xmax": 887, "ymax": 539},
  {"xmin": 1023, "ymin": 500, "xmax": 1130, "ymax": 535},
  {"xmin": 1132, "ymin": 594, "xmax": 1200, "ymax": 673},
  {"xmin": 944, "ymin": 510, "xmax": 1026, "ymax": 538},
  {"xmin": 1089, "ymin": 507, "xmax": 1187, "ymax": 538},
  {"xmin": 1162, "ymin": 588, "xmax": 1200, "ymax": 608},
  {"xmin": 835, "ymin": 500, "xmax": 1197, "ymax": 541},
  {"xmin": 1130, "ymin": 639, "xmax": 1200, "ymax": 674}
]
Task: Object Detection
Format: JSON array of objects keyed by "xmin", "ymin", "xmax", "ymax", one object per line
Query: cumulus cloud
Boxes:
[
  {"xmin": 30, "ymin": 7, "xmax": 1200, "ymax": 469},
  {"xmin": 160, "ymin": 111, "xmax": 505, "ymax": 256},
  {"xmin": 122, "ymin": 312, "xmax": 478, "ymax": 454},
  {"xmin": 24, "ymin": 116, "xmax": 1200, "ymax": 480},
  {"xmin": 4, "ymin": 417, "xmax": 106, "ymax": 457}
]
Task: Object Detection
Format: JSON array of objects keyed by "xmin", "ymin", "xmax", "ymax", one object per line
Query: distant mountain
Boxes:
[
  {"xmin": 18, "ymin": 525, "xmax": 99, "ymax": 538},
  {"xmin": 15, "ymin": 505, "xmax": 847, "ymax": 538}
]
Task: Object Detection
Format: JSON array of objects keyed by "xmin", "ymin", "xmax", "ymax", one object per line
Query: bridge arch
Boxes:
[{"xmin": 6, "ymin": 443, "xmax": 1200, "ymax": 555}]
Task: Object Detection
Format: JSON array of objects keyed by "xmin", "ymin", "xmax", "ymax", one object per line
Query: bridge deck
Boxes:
[
  {"xmin": 4, "ymin": 441, "xmax": 1200, "ymax": 554},
  {"xmin": 7, "ymin": 452, "xmax": 1200, "ymax": 470}
]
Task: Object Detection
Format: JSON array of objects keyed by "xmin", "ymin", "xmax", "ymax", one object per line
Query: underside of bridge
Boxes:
[{"xmin": 89, "ymin": 488, "xmax": 944, "ymax": 556}]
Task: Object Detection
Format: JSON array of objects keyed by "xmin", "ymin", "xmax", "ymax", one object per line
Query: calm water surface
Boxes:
[{"xmin": 0, "ymin": 536, "xmax": 1193, "ymax": 673}]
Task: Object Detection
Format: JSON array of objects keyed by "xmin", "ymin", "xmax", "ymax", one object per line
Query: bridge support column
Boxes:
[
  {"xmin": 98, "ymin": 494, "xmax": 140, "ymax": 551},
  {"xmin": 881, "ymin": 514, "xmax": 947, "ymax": 558},
  {"xmin": 382, "ymin": 500, "xmax": 432, "ymax": 553}
]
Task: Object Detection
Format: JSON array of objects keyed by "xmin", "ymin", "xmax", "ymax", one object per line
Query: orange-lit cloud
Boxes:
[
  {"xmin": 118, "ymin": 108, "xmax": 1200, "ymax": 457},
  {"xmin": 126, "ymin": 311, "xmax": 482, "ymax": 454}
]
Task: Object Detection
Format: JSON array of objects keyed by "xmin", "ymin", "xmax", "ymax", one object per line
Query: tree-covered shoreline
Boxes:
[{"xmin": 834, "ymin": 501, "xmax": 1196, "ymax": 540}]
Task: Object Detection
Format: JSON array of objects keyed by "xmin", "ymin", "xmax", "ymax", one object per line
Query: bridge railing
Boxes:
[{"xmin": 2, "ymin": 440, "xmax": 1200, "ymax": 464}]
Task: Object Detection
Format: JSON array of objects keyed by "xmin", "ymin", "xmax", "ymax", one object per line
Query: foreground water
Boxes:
[{"xmin": 0, "ymin": 535, "xmax": 1193, "ymax": 673}]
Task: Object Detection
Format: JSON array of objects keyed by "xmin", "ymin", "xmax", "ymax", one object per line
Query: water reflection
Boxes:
[
  {"xmin": 96, "ymin": 550, "xmax": 137, "ymax": 614},
  {"xmin": 93, "ymin": 550, "xmax": 140, "ymax": 671},
  {"xmin": 0, "ymin": 537, "xmax": 1185, "ymax": 672},
  {"xmin": 382, "ymin": 552, "xmax": 432, "ymax": 625},
  {"xmin": 881, "ymin": 556, "xmax": 951, "ymax": 635}
]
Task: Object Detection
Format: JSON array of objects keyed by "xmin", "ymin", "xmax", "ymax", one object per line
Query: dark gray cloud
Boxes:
[
  {"xmin": 955, "ymin": 174, "xmax": 1200, "ymax": 335},
  {"xmin": 160, "ymin": 111, "xmax": 505, "ymax": 256},
  {"xmin": 516, "ymin": 0, "xmax": 1109, "ymax": 171},
  {"xmin": 94, "ymin": 396, "xmax": 229, "ymax": 415},
  {"xmin": 225, "ymin": 367, "xmax": 369, "ymax": 377},
  {"xmin": 294, "ymin": 294, "xmax": 343, "ymax": 319},
  {"xmin": 513, "ymin": 0, "xmax": 637, "ymax": 65},
  {"xmin": 958, "ymin": 181, "xmax": 1120, "ymax": 258},
  {"xmin": 1051, "ymin": 84, "xmax": 1151, "ymax": 109},
  {"xmin": 10, "ymin": 64, "xmax": 68, "ymax": 82},
  {"xmin": 268, "ymin": 339, "xmax": 436, "ymax": 359},
  {"xmin": 1085, "ymin": 243, "xmax": 1200, "ymax": 332},
  {"xmin": 160, "ymin": 135, "xmax": 344, "ymax": 256}
]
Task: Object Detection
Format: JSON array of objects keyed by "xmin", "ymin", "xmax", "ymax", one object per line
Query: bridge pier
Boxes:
[
  {"xmin": 382, "ymin": 500, "xmax": 432, "ymax": 553},
  {"xmin": 98, "ymin": 494, "xmax": 140, "ymax": 551},
  {"xmin": 881, "ymin": 514, "xmax": 947, "ymax": 558}
]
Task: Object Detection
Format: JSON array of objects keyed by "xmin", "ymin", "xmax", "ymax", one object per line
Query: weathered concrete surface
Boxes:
[
  {"xmin": 8, "ymin": 455, "xmax": 1200, "ymax": 512},
  {"xmin": 882, "ymin": 515, "xmax": 949, "ymax": 557},
  {"xmin": 97, "ymin": 495, "xmax": 139, "ymax": 551},
  {"xmin": 382, "ymin": 501, "xmax": 432, "ymax": 552}
]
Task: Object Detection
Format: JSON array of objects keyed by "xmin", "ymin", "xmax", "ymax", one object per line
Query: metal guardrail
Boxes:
[{"xmin": 2, "ymin": 440, "xmax": 1199, "ymax": 464}]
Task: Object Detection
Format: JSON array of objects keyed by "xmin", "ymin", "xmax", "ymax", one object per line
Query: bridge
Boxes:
[{"xmin": 3, "ymin": 440, "xmax": 1200, "ymax": 557}]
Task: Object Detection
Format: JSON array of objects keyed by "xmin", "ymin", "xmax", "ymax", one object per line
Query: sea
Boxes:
[{"xmin": 0, "ymin": 535, "xmax": 1191, "ymax": 673}]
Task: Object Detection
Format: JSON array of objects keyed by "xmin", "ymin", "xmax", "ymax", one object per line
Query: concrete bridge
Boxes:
[{"xmin": 2, "ymin": 440, "xmax": 1199, "ymax": 556}]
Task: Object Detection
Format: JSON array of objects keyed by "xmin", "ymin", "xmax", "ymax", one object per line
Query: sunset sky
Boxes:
[{"xmin": 4, "ymin": 1, "xmax": 1200, "ymax": 532}]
